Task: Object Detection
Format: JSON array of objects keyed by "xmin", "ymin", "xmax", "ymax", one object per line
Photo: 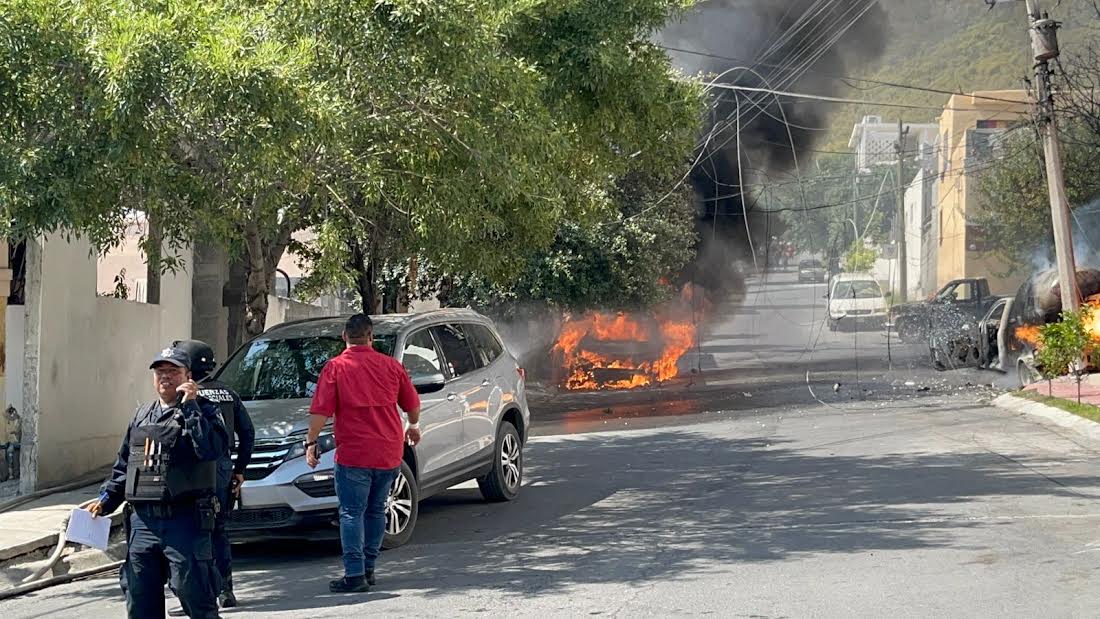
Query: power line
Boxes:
[
  {"xmin": 706, "ymin": 83, "xmax": 1032, "ymax": 113},
  {"xmin": 660, "ymin": 44, "xmax": 1037, "ymax": 106}
]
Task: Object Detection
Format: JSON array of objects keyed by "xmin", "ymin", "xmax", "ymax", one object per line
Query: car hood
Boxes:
[
  {"xmin": 241, "ymin": 398, "xmax": 313, "ymax": 439},
  {"xmin": 831, "ymin": 297, "xmax": 887, "ymax": 313}
]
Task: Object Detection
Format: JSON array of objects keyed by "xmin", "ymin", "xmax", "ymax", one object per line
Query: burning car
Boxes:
[
  {"xmin": 553, "ymin": 312, "xmax": 696, "ymax": 390},
  {"xmin": 933, "ymin": 268, "xmax": 1100, "ymax": 384},
  {"xmin": 552, "ymin": 284, "xmax": 703, "ymax": 391}
]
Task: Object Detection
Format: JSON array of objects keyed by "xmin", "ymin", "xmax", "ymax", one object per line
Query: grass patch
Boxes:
[{"xmin": 1014, "ymin": 390, "xmax": 1100, "ymax": 424}]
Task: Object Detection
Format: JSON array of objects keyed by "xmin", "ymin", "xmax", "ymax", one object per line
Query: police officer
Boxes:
[
  {"xmin": 172, "ymin": 339, "xmax": 255, "ymax": 608},
  {"xmin": 86, "ymin": 347, "xmax": 228, "ymax": 619}
]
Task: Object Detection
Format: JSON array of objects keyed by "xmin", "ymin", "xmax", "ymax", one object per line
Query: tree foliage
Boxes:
[
  {"xmin": 843, "ymin": 243, "xmax": 878, "ymax": 273},
  {"xmin": 1, "ymin": 0, "xmax": 703, "ymax": 332},
  {"xmin": 431, "ymin": 174, "xmax": 698, "ymax": 316},
  {"xmin": 1037, "ymin": 308, "xmax": 1095, "ymax": 379},
  {"xmin": 296, "ymin": 0, "xmax": 704, "ymax": 312},
  {"xmin": 975, "ymin": 125, "xmax": 1100, "ymax": 271},
  {"xmin": 772, "ymin": 153, "xmax": 894, "ymax": 256}
]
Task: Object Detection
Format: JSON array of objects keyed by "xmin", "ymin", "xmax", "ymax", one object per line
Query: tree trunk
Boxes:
[
  {"xmin": 242, "ymin": 213, "xmax": 296, "ymax": 337},
  {"xmin": 403, "ymin": 255, "xmax": 418, "ymax": 312},
  {"xmin": 225, "ymin": 253, "xmax": 248, "ymax": 352},
  {"xmin": 145, "ymin": 215, "xmax": 163, "ymax": 304},
  {"xmin": 348, "ymin": 235, "xmax": 380, "ymax": 314}
]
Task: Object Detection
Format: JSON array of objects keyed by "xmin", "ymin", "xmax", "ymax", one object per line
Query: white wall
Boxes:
[
  {"xmin": 904, "ymin": 170, "xmax": 928, "ymax": 299},
  {"xmin": 265, "ymin": 294, "xmax": 333, "ymax": 330},
  {"xmin": 22, "ymin": 234, "xmax": 193, "ymax": 489}
]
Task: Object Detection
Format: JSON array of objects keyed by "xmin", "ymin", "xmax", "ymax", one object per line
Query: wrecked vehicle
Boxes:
[
  {"xmin": 889, "ymin": 278, "xmax": 998, "ymax": 343},
  {"xmin": 928, "ymin": 295, "xmax": 1009, "ymax": 371},
  {"xmin": 928, "ymin": 268, "xmax": 1100, "ymax": 385}
]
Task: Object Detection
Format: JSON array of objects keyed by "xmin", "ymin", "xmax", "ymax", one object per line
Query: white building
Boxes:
[
  {"xmin": 871, "ymin": 167, "xmax": 938, "ymax": 301},
  {"xmin": 905, "ymin": 168, "xmax": 938, "ymax": 299},
  {"xmin": 848, "ymin": 116, "xmax": 938, "ymax": 173}
]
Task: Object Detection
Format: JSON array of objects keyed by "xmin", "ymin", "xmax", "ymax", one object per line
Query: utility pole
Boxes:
[
  {"xmin": 895, "ymin": 119, "xmax": 910, "ymax": 303},
  {"xmin": 1023, "ymin": 0, "xmax": 1081, "ymax": 312}
]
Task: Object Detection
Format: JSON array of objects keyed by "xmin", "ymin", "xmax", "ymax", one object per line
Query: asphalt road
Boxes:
[{"xmin": 5, "ymin": 271, "xmax": 1099, "ymax": 617}]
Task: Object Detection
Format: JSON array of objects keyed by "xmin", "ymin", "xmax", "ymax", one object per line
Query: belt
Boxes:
[{"xmin": 133, "ymin": 498, "xmax": 210, "ymax": 519}]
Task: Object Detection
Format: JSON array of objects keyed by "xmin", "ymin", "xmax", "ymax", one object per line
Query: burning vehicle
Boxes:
[
  {"xmin": 552, "ymin": 285, "xmax": 703, "ymax": 391},
  {"xmin": 928, "ymin": 268, "xmax": 1100, "ymax": 385}
]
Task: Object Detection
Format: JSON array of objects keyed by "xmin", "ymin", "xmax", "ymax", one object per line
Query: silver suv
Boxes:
[{"xmin": 216, "ymin": 309, "xmax": 530, "ymax": 548}]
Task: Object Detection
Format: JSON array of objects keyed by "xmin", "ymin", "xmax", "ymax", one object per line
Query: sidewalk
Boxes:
[
  {"xmin": 1023, "ymin": 372, "xmax": 1100, "ymax": 405},
  {"xmin": 0, "ymin": 483, "xmax": 106, "ymax": 562}
]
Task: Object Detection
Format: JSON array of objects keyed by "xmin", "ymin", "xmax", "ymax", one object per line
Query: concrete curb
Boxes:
[
  {"xmin": 0, "ymin": 510, "xmax": 124, "ymax": 564},
  {"xmin": 992, "ymin": 393, "xmax": 1100, "ymax": 443}
]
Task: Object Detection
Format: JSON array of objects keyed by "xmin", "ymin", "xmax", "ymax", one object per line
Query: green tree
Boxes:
[
  {"xmin": 431, "ymin": 174, "xmax": 698, "ymax": 316},
  {"xmin": 295, "ymin": 0, "xmax": 704, "ymax": 312},
  {"xmin": 773, "ymin": 153, "xmax": 893, "ymax": 256},
  {"xmin": 1036, "ymin": 308, "xmax": 1095, "ymax": 379},
  {"xmin": 1, "ymin": 0, "xmax": 328, "ymax": 336},
  {"xmin": 844, "ymin": 243, "xmax": 878, "ymax": 272},
  {"xmin": 2, "ymin": 0, "xmax": 702, "ymax": 332},
  {"xmin": 973, "ymin": 124, "xmax": 1100, "ymax": 273}
]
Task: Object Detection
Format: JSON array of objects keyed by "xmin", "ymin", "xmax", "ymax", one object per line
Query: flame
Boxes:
[
  {"xmin": 1015, "ymin": 295, "xmax": 1100, "ymax": 347},
  {"xmin": 1086, "ymin": 296, "xmax": 1100, "ymax": 346},
  {"xmin": 552, "ymin": 284, "xmax": 704, "ymax": 391},
  {"xmin": 1015, "ymin": 325, "xmax": 1042, "ymax": 346}
]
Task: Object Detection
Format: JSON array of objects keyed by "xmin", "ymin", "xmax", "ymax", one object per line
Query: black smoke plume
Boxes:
[{"xmin": 660, "ymin": 1, "xmax": 888, "ymax": 226}]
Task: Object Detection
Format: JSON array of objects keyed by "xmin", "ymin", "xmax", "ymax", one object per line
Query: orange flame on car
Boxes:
[
  {"xmin": 552, "ymin": 284, "xmax": 705, "ymax": 390},
  {"xmin": 1015, "ymin": 295, "xmax": 1100, "ymax": 346}
]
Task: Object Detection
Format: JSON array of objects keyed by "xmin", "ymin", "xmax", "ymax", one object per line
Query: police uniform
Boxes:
[
  {"xmin": 198, "ymin": 378, "xmax": 253, "ymax": 602},
  {"xmin": 173, "ymin": 340, "xmax": 255, "ymax": 607},
  {"xmin": 97, "ymin": 349, "xmax": 228, "ymax": 619}
]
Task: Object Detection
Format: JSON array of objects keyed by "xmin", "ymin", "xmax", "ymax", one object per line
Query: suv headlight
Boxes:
[{"xmin": 285, "ymin": 432, "xmax": 336, "ymax": 461}]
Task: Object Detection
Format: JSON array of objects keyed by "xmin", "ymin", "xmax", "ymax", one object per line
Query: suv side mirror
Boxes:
[{"xmin": 413, "ymin": 372, "xmax": 447, "ymax": 394}]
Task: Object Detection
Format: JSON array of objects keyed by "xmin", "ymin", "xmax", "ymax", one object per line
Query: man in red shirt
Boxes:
[{"xmin": 306, "ymin": 314, "xmax": 421, "ymax": 593}]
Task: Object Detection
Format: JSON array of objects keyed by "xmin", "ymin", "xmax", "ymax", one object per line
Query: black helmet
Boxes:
[{"xmin": 172, "ymin": 339, "xmax": 217, "ymax": 380}]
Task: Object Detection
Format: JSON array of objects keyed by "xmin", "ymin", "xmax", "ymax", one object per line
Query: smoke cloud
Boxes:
[{"xmin": 659, "ymin": 1, "xmax": 888, "ymax": 218}]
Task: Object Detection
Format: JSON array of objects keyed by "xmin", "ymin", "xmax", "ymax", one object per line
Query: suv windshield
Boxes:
[
  {"xmin": 800, "ymin": 260, "xmax": 823, "ymax": 268},
  {"xmin": 833, "ymin": 281, "xmax": 881, "ymax": 299},
  {"xmin": 218, "ymin": 334, "xmax": 396, "ymax": 400}
]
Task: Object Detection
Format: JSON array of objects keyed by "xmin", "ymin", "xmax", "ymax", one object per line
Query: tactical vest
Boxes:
[
  {"xmin": 199, "ymin": 381, "xmax": 235, "ymax": 445},
  {"xmin": 124, "ymin": 404, "xmax": 216, "ymax": 503}
]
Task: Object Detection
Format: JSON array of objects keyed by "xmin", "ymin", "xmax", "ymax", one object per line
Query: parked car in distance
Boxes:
[
  {"xmin": 217, "ymin": 309, "xmax": 530, "ymax": 549},
  {"xmin": 798, "ymin": 259, "xmax": 827, "ymax": 283},
  {"xmin": 826, "ymin": 273, "xmax": 888, "ymax": 331}
]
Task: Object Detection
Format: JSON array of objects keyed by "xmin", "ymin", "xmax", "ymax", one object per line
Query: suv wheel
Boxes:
[
  {"xmin": 477, "ymin": 421, "xmax": 522, "ymax": 502},
  {"xmin": 382, "ymin": 460, "xmax": 418, "ymax": 549}
]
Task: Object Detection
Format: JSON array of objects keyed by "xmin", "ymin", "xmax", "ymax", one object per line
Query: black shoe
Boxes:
[
  {"xmin": 167, "ymin": 605, "xmax": 187, "ymax": 617},
  {"xmin": 329, "ymin": 576, "xmax": 370, "ymax": 593},
  {"xmin": 365, "ymin": 570, "xmax": 376, "ymax": 586},
  {"xmin": 219, "ymin": 589, "xmax": 238, "ymax": 608}
]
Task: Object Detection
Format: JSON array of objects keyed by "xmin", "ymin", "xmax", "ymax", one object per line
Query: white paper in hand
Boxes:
[{"xmin": 66, "ymin": 508, "xmax": 111, "ymax": 550}]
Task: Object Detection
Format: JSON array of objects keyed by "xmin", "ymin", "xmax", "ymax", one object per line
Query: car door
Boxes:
[
  {"xmin": 978, "ymin": 299, "xmax": 1008, "ymax": 366},
  {"xmin": 430, "ymin": 324, "xmax": 486, "ymax": 463},
  {"xmin": 399, "ymin": 328, "xmax": 464, "ymax": 478},
  {"xmin": 463, "ymin": 323, "xmax": 507, "ymax": 457}
]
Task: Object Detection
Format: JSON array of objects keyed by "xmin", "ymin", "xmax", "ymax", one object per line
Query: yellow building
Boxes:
[{"xmin": 934, "ymin": 90, "xmax": 1032, "ymax": 296}]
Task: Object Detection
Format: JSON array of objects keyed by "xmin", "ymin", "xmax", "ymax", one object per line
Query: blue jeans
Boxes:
[{"xmin": 334, "ymin": 463, "xmax": 399, "ymax": 577}]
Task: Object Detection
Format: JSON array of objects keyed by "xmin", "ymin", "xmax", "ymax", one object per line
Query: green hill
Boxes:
[{"xmin": 822, "ymin": 0, "xmax": 1100, "ymax": 147}]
